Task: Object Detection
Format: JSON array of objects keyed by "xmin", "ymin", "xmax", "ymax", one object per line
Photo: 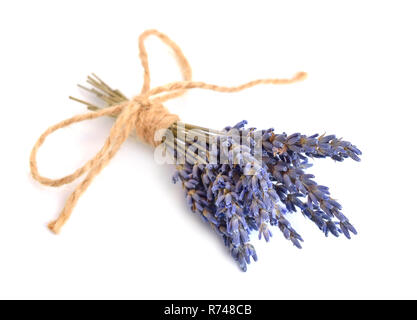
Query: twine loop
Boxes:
[{"xmin": 30, "ymin": 29, "xmax": 307, "ymax": 234}]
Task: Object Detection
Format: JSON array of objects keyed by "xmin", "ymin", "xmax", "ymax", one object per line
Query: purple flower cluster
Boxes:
[{"xmin": 171, "ymin": 121, "xmax": 361, "ymax": 271}]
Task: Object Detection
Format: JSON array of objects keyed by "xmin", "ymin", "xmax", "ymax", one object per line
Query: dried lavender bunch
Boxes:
[{"xmin": 72, "ymin": 75, "xmax": 361, "ymax": 271}]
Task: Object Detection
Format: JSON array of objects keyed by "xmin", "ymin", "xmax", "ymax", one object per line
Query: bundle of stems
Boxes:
[{"xmin": 70, "ymin": 74, "xmax": 221, "ymax": 164}]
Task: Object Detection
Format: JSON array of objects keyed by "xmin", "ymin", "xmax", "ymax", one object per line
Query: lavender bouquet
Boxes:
[{"xmin": 72, "ymin": 74, "xmax": 361, "ymax": 271}]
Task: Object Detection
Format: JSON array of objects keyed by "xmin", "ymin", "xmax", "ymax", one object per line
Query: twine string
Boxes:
[{"xmin": 30, "ymin": 29, "xmax": 307, "ymax": 234}]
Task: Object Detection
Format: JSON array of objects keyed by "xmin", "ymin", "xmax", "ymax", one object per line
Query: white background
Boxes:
[{"xmin": 0, "ymin": 0, "xmax": 416, "ymax": 299}]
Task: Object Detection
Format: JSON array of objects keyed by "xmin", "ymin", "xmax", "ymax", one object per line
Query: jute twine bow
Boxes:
[{"xmin": 30, "ymin": 29, "xmax": 307, "ymax": 234}]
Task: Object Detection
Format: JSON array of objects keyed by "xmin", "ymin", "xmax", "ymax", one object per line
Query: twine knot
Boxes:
[
  {"xmin": 30, "ymin": 29, "xmax": 307, "ymax": 234},
  {"xmin": 132, "ymin": 97, "xmax": 179, "ymax": 147}
]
